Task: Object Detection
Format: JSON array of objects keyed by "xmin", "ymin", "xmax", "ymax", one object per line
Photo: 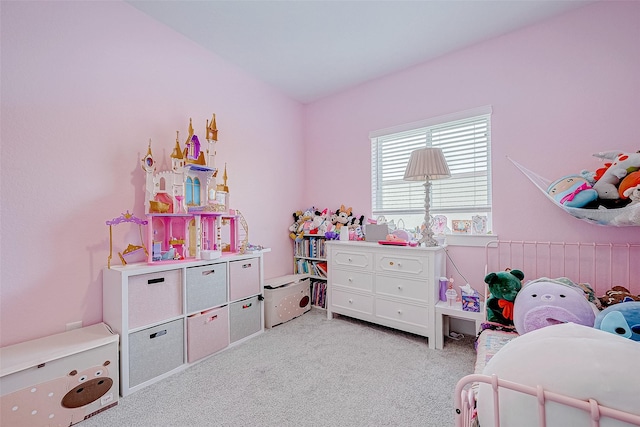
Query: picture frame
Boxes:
[
  {"xmin": 431, "ymin": 215, "xmax": 448, "ymax": 235},
  {"xmin": 472, "ymin": 215, "xmax": 488, "ymax": 235},
  {"xmin": 452, "ymin": 219, "xmax": 471, "ymax": 234}
]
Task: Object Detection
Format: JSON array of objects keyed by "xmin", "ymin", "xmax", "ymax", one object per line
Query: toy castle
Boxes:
[{"xmin": 141, "ymin": 114, "xmax": 224, "ymax": 214}]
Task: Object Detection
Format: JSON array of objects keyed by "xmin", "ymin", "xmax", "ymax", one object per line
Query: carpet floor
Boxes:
[{"xmin": 81, "ymin": 308, "xmax": 476, "ymax": 427}]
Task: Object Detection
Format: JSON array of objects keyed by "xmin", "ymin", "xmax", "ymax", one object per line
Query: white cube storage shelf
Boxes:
[{"xmin": 103, "ymin": 253, "xmax": 265, "ymax": 396}]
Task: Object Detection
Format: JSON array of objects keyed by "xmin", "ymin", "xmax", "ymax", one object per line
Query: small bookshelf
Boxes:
[{"xmin": 293, "ymin": 234, "xmax": 327, "ymax": 308}]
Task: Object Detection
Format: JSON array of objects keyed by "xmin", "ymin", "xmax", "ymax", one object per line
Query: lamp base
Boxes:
[{"xmin": 419, "ymin": 229, "xmax": 439, "ymax": 247}]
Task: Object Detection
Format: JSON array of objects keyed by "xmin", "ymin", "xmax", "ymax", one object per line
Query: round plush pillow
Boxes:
[
  {"xmin": 513, "ymin": 279, "xmax": 598, "ymax": 335},
  {"xmin": 477, "ymin": 323, "xmax": 640, "ymax": 427}
]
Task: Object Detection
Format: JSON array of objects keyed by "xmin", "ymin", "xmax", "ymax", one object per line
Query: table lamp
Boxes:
[{"xmin": 403, "ymin": 147, "xmax": 451, "ymax": 246}]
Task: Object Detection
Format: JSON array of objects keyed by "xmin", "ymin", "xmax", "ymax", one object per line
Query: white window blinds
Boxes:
[{"xmin": 371, "ymin": 112, "xmax": 491, "ymax": 217}]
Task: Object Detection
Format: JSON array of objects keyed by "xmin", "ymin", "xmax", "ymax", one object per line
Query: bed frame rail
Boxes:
[
  {"xmin": 485, "ymin": 240, "xmax": 640, "ymax": 296},
  {"xmin": 455, "ymin": 374, "xmax": 640, "ymax": 427}
]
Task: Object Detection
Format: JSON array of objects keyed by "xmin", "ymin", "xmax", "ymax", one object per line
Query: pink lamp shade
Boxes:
[{"xmin": 403, "ymin": 147, "xmax": 451, "ymax": 181}]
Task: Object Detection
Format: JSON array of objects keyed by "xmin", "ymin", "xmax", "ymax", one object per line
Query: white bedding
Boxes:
[{"xmin": 477, "ymin": 323, "xmax": 640, "ymax": 427}]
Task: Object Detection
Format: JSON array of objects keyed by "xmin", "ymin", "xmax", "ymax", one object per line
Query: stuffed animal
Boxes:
[
  {"xmin": 289, "ymin": 211, "xmax": 304, "ymax": 241},
  {"xmin": 547, "ymin": 175, "xmax": 598, "ymax": 208},
  {"xmin": 618, "ymin": 170, "xmax": 640, "ymax": 203},
  {"xmin": 594, "ymin": 301, "xmax": 640, "ymax": 341},
  {"xmin": 334, "ymin": 205, "xmax": 352, "ymax": 229},
  {"xmin": 513, "ymin": 277, "xmax": 599, "ymax": 335},
  {"xmin": 592, "ymin": 151, "xmax": 640, "ymax": 200},
  {"xmin": 307, "ymin": 208, "xmax": 327, "ymax": 235},
  {"xmin": 484, "ymin": 269, "xmax": 524, "ymax": 327},
  {"xmin": 599, "ymin": 285, "xmax": 640, "ymax": 307}
]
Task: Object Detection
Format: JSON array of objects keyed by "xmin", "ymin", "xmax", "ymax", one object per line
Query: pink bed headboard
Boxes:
[{"xmin": 484, "ymin": 240, "xmax": 640, "ymax": 297}]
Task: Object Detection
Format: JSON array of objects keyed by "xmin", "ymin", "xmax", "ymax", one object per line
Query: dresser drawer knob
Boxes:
[
  {"xmin": 397, "ymin": 310, "xmax": 402, "ymax": 315},
  {"xmin": 397, "ymin": 285, "xmax": 402, "ymax": 290},
  {"xmin": 348, "ymin": 257, "xmax": 352, "ymax": 262},
  {"xmin": 348, "ymin": 277, "xmax": 353, "ymax": 282},
  {"xmin": 348, "ymin": 299, "xmax": 353, "ymax": 304}
]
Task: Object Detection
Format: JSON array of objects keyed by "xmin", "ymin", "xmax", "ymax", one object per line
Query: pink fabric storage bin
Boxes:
[
  {"xmin": 128, "ymin": 269, "xmax": 182, "ymax": 329},
  {"xmin": 229, "ymin": 258, "xmax": 260, "ymax": 301},
  {"xmin": 187, "ymin": 306, "xmax": 229, "ymax": 363}
]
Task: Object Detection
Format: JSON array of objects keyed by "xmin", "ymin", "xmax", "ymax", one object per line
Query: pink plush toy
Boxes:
[{"xmin": 513, "ymin": 277, "xmax": 599, "ymax": 335}]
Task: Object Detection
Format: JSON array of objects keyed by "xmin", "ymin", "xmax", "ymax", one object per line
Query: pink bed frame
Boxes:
[{"xmin": 454, "ymin": 240, "xmax": 640, "ymax": 427}]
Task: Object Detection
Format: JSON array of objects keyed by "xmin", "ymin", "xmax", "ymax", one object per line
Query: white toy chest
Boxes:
[
  {"xmin": 264, "ymin": 275, "xmax": 311, "ymax": 328},
  {"xmin": 0, "ymin": 323, "xmax": 119, "ymax": 426}
]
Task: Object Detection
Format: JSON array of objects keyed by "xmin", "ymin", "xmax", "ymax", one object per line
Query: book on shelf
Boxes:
[
  {"xmin": 311, "ymin": 279, "xmax": 326, "ymax": 308},
  {"xmin": 316, "ymin": 262, "xmax": 328, "ymax": 278}
]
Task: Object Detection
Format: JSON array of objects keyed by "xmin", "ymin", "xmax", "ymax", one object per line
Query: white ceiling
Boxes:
[{"xmin": 127, "ymin": 0, "xmax": 593, "ymax": 104}]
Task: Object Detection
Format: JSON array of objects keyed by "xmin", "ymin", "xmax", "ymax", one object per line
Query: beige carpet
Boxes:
[{"xmin": 81, "ymin": 308, "xmax": 476, "ymax": 427}]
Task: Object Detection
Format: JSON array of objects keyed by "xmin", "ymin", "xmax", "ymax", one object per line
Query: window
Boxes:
[
  {"xmin": 370, "ymin": 106, "xmax": 492, "ymax": 234},
  {"xmin": 185, "ymin": 177, "xmax": 201, "ymax": 206}
]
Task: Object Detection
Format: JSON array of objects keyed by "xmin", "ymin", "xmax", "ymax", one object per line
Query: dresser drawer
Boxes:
[
  {"xmin": 229, "ymin": 258, "xmax": 260, "ymax": 301},
  {"xmin": 376, "ymin": 275, "xmax": 429, "ymax": 302},
  {"xmin": 128, "ymin": 270, "xmax": 182, "ymax": 329},
  {"xmin": 331, "ymin": 287, "xmax": 373, "ymax": 315},
  {"xmin": 186, "ymin": 263, "xmax": 227, "ymax": 313},
  {"xmin": 332, "ymin": 269, "xmax": 373, "ymax": 292},
  {"xmin": 331, "ymin": 249, "xmax": 372, "ymax": 269},
  {"xmin": 375, "ymin": 298, "xmax": 429, "ymax": 328},
  {"xmin": 376, "ymin": 253, "xmax": 428, "ymax": 277}
]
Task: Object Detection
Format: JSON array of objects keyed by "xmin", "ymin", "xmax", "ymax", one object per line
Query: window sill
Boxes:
[{"xmin": 442, "ymin": 234, "xmax": 497, "ymax": 248}]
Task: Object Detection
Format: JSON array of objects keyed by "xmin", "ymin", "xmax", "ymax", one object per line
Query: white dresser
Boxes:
[{"xmin": 326, "ymin": 241, "xmax": 445, "ymax": 349}]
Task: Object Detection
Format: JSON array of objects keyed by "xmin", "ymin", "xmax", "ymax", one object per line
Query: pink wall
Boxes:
[
  {"xmin": 303, "ymin": 1, "xmax": 640, "ymax": 288},
  {"xmin": 2, "ymin": 1, "xmax": 639, "ymax": 347},
  {"xmin": 0, "ymin": 1, "xmax": 304, "ymax": 346}
]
